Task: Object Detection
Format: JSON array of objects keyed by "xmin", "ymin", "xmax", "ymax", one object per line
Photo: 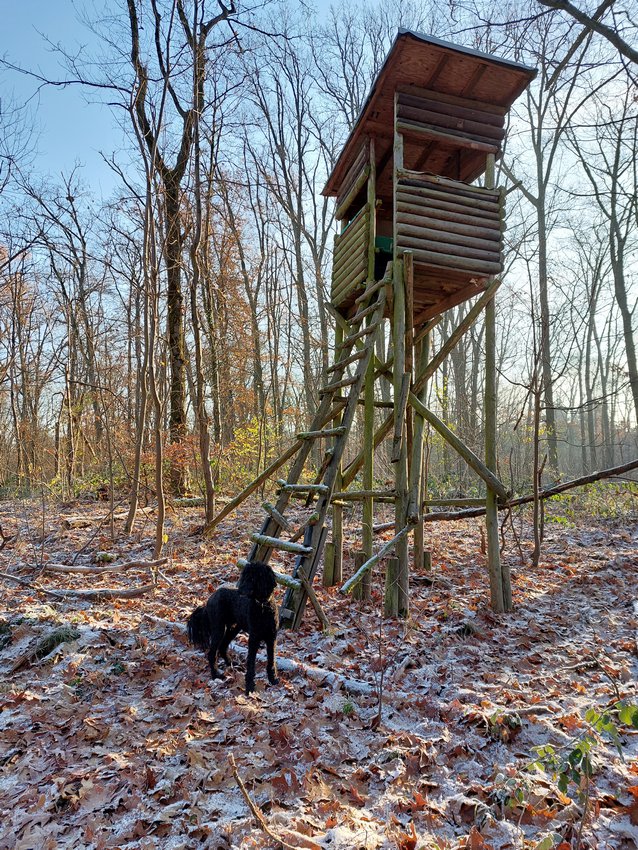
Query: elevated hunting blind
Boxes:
[
  {"xmin": 324, "ymin": 29, "xmax": 535, "ymax": 323},
  {"xmin": 207, "ymin": 31, "xmax": 536, "ymax": 629}
]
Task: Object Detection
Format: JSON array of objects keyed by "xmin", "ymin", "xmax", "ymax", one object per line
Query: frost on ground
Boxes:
[{"xmin": 0, "ymin": 498, "xmax": 637, "ymax": 850}]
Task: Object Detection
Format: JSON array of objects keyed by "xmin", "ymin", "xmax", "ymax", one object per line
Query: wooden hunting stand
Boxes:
[{"xmin": 205, "ymin": 30, "xmax": 536, "ymax": 628}]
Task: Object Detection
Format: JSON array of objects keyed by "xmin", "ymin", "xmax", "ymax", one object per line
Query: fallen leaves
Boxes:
[{"xmin": 0, "ymin": 499, "xmax": 637, "ymax": 849}]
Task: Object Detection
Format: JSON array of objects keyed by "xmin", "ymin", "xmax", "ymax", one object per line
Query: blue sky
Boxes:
[
  {"xmin": 2, "ymin": 1, "xmax": 335, "ymax": 199},
  {"xmin": 3, "ymin": 1, "xmax": 126, "ymax": 197}
]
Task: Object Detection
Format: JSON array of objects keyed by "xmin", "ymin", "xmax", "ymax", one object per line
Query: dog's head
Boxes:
[{"xmin": 237, "ymin": 560, "xmax": 277, "ymax": 601}]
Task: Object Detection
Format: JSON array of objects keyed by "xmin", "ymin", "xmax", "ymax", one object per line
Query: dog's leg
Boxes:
[
  {"xmin": 245, "ymin": 634, "xmax": 260, "ymax": 695},
  {"xmin": 207, "ymin": 622, "xmax": 226, "ymax": 680},
  {"xmin": 219, "ymin": 625, "xmax": 240, "ymax": 667},
  {"xmin": 266, "ymin": 635, "xmax": 279, "ymax": 686}
]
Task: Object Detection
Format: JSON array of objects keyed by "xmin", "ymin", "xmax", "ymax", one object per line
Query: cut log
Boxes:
[
  {"xmin": 42, "ymin": 583, "xmax": 156, "ymax": 600},
  {"xmin": 399, "ymin": 246, "xmax": 502, "ymax": 275},
  {"xmin": 397, "ymin": 200, "xmax": 501, "ymax": 231},
  {"xmin": 63, "ymin": 511, "xmax": 128, "ymax": 529},
  {"xmin": 250, "ymin": 534, "xmax": 313, "ymax": 555},
  {"xmin": 397, "ymin": 229, "xmax": 502, "ymax": 263},
  {"xmin": 397, "ymin": 102, "xmax": 506, "ymax": 143},
  {"xmin": 43, "ymin": 557, "xmax": 168, "ymax": 575},
  {"xmin": 397, "ymin": 222, "xmax": 501, "ymax": 252},
  {"xmin": 341, "ymin": 524, "xmax": 414, "ymax": 594},
  {"xmin": 397, "ymin": 119, "xmax": 499, "ymax": 153},
  {"xmin": 335, "ymin": 165, "xmax": 371, "ymax": 220}
]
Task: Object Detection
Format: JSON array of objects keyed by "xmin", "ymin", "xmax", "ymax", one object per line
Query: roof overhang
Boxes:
[{"xmin": 323, "ymin": 29, "xmax": 537, "ymax": 197}]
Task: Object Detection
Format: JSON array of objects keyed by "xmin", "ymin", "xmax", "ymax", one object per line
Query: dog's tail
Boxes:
[{"xmin": 187, "ymin": 605, "xmax": 211, "ymax": 650}]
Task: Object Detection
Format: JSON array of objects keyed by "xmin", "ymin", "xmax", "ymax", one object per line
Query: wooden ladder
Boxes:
[{"xmin": 244, "ymin": 277, "xmax": 387, "ymax": 629}]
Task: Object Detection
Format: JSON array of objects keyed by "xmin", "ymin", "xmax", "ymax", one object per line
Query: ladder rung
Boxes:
[
  {"xmin": 351, "ymin": 300, "xmax": 382, "ymax": 323},
  {"xmin": 340, "ymin": 319, "xmax": 381, "ymax": 348},
  {"xmin": 261, "ymin": 501, "xmax": 292, "ymax": 531},
  {"xmin": 355, "ymin": 277, "xmax": 387, "ymax": 304},
  {"xmin": 276, "ymin": 480, "xmax": 330, "ymax": 494},
  {"xmin": 332, "ymin": 489, "xmax": 396, "ymax": 500},
  {"xmin": 250, "ymin": 534, "xmax": 313, "ymax": 555},
  {"xmin": 326, "ymin": 349, "xmax": 366, "ymax": 375},
  {"xmin": 296, "ymin": 427, "xmax": 347, "ymax": 439},
  {"xmin": 320, "ymin": 375, "xmax": 359, "ymax": 394},
  {"xmin": 290, "ymin": 512, "xmax": 319, "ymax": 542}
]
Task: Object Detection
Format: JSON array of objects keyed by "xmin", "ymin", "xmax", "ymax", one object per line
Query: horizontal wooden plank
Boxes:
[
  {"xmin": 337, "ymin": 141, "xmax": 369, "ymax": 201},
  {"xmin": 397, "ymin": 232, "xmax": 502, "ymax": 264},
  {"xmin": 333, "ymin": 257, "xmax": 367, "ymax": 299},
  {"xmin": 336, "ymin": 164, "xmax": 371, "ymax": 221},
  {"xmin": 399, "ymin": 245, "xmax": 502, "ymax": 275},
  {"xmin": 334, "ymin": 209, "xmax": 369, "ymax": 264},
  {"xmin": 397, "ymin": 194, "xmax": 501, "ymax": 230},
  {"xmin": 398, "ymin": 179, "xmax": 501, "ymax": 212},
  {"xmin": 397, "ymin": 169, "xmax": 500, "ymax": 201},
  {"xmin": 397, "ymin": 209, "xmax": 502, "ymax": 241},
  {"xmin": 397, "ymin": 101, "xmax": 505, "ymax": 143},
  {"xmin": 397, "ymin": 205, "xmax": 500, "ymax": 237},
  {"xmin": 397, "ymin": 190, "xmax": 501, "ymax": 222},
  {"xmin": 396, "ymin": 82, "xmax": 507, "ymax": 119},
  {"xmin": 397, "ymin": 221, "xmax": 502, "ymax": 253},
  {"xmin": 397, "ymin": 119, "xmax": 499, "ymax": 153},
  {"xmin": 332, "ymin": 268, "xmax": 367, "ymax": 306},
  {"xmin": 332, "ymin": 244, "xmax": 367, "ymax": 290},
  {"xmin": 397, "ymin": 90, "xmax": 505, "ymax": 130}
]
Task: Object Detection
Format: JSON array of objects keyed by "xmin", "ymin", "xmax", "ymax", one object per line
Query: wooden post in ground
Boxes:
[
  {"xmin": 393, "ymin": 98, "xmax": 409, "ymax": 618},
  {"xmin": 363, "ymin": 139, "xmax": 377, "ymax": 566},
  {"xmin": 323, "ymin": 542, "xmax": 335, "ymax": 587},
  {"xmin": 330, "ymin": 323, "xmax": 345, "ymax": 586},
  {"xmin": 353, "ymin": 550, "xmax": 371, "ymax": 601},
  {"xmin": 342, "ymin": 279, "xmax": 501, "ymax": 489},
  {"xmin": 411, "ymin": 328, "xmax": 430, "ymax": 571},
  {"xmin": 484, "ymin": 153, "xmax": 509, "ymax": 612},
  {"xmin": 384, "ymin": 556, "xmax": 399, "ymax": 616}
]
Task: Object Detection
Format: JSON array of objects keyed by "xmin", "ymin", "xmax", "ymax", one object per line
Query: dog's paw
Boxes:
[
  {"xmin": 268, "ymin": 675, "xmax": 280, "ymax": 686},
  {"xmin": 211, "ymin": 670, "xmax": 225, "ymax": 680}
]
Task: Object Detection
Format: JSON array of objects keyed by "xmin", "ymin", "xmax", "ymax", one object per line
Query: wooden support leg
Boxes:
[
  {"xmin": 363, "ymin": 135, "xmax": 377, "ymax": 568},
  {"xmin": 410, "ymin": 330, "xmax": 430, "ymax": 572},
  {"xmin": 352, "ymin": 550, "xmax": 371, "ymax": 601},
  {"xmin": 485, "ymin": 293, "xmax": 505, "ymax": 611},
  {"xmin": 393, "ymin": 258, "xmax": 409, "ymax": 618},
  {"xmin": 331, "ymin": 324, "xmax": 345, "ymax": 586},
  {"xmin": 342, "ymin": 279, "xmax": 501, "ymax": 490},
  {"xmin": 484, "ymin": 152, "xmax": 511, "ymax": 613},
  {"xmin": 323, "ymin": 541, "xmax": 335, "ymax": 587},
  {"xmin": 384, "ymin": 556, "xmax": 399, "ymax": 617}
]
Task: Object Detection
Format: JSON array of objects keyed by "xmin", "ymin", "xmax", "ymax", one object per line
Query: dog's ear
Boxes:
[
  {"xmin": 237, "ymin": 563, "xmax": 254, "ymax": 596},
  {"xmin": 239, "ymin": 561, "xmax": 276, "ymax": 599},
  {"xmin": 253, "ymin": 562, "xmax": 277, "ymax": 599}
]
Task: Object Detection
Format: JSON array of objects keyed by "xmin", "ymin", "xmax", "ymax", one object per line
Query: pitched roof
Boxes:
[{"xmin": 323, "ymin": 29, "xmax": 537, "ymax": 196}]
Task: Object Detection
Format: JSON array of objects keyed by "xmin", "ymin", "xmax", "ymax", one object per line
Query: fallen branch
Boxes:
[
  {"xmin": 297, "ymin": 571, "xmax": 331, "ymax": 631},
  {"xmin": 43, "ymin": 557, "xmax": 168, "ymax": 575},
  {"xmin": 341, "ymin": 524, "xmax": 414, "ymax": 594},
  {"xmin": 372, "ymin": 458, "xmax": 638, "ymax": 529},
  {"xmin": 42, "ymin": 583, "xmax": 156, "ymax": 600},
  {"xmin": 145, "ymin": 616, "xmax": 417, "ymax": 698},
  {"xmin": 63, "ymin": 511, "xmax": 129, "ymax": 529},
  {"xmin": 0, "ymin": 570, "xmax": 69, "ymax": 600},
  {"xmin": 229, "ymin": 754, "xmax": 301, "ymax": 850}
]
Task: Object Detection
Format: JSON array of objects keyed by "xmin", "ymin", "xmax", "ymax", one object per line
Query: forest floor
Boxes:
[{"xmin": 0, "ymin": 495, "xmax": 637, "ymax": 850}]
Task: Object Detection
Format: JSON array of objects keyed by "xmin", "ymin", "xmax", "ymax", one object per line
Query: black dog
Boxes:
[{"xmin": 187, "ymin": 561, "xmax": 279, "ymax": 694}]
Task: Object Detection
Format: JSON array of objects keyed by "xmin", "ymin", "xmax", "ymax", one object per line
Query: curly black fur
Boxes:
[{"xmin": 187, "ymin": 561, "xmax": 279, "ymax": 694}]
